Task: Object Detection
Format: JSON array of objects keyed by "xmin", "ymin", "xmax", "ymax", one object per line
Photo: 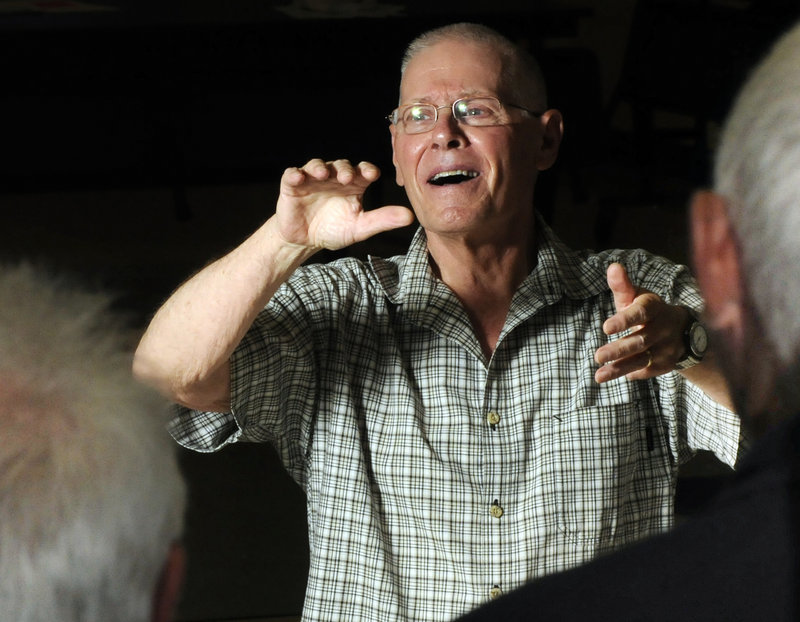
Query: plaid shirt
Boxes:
[{"xmin": 170, "ymin": 217, "xmax": 740, "ymax": 622}]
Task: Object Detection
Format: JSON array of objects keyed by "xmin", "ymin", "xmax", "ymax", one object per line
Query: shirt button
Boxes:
[
  {"xmin": 486, "ymin": 411, "xmax": 501, "ymax": 426},
  {"xmin": 490, "ymin": 500, "xmax": 504, "ymax": 519},
  {"xmin": 489, "ymin": 585, "xmax": 503, "ymax": 600}
]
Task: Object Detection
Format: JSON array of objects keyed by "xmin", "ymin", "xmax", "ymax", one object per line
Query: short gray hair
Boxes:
[
  {"xmin": 400, "ymin": 22, "xmax": 548, "ymax": 111},
  {"xmin": 713, "ymin": 22, "xmax": 800, "ymax": 367},
  {"xmin": 0, "ymin": 263, "xmax": 186, "ymax": 621}
]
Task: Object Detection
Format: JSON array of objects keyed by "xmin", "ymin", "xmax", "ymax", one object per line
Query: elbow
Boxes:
[
  {"xmin": 132, "ymin": 346, "xmax": 180, "ymax": 400},
  {"xmin": 132, "ymin": 339, "xmax": 232, "ymax": 412},
  {"xmin": 133, "ymin": 353, "xmax": 231, "ymax": 414}
]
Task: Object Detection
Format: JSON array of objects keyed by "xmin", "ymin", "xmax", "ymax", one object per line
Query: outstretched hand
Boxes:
[
  {"xmin": 276, "ymin": 158, "xmax": 415, "ymax": 251},
  {"xmin": 594, "ymin": 263, "xmax": 690, "ymax": 383}
]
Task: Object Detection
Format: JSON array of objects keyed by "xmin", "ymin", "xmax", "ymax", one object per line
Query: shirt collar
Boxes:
[
  {"xmin": 367, "ymin": 212, "xmax": 611, "ymax": 311},
  {"xmin": 525, "ymin": 212, "xmax": 610, "ymax": 301},
  {"xmin": 368, "ymin": 226, "xmax": 432, "ymax": 307}
]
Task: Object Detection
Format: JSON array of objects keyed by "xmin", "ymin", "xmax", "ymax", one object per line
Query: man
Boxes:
[
  {"xmin": 134, "ymin": 23, "xmax": 739, "ymax": 621},
  {"xmin": 0, "ymin": 264, "xmax": 187, "ymax": 622},
  {"xmin": 458, "ymin": 20, "xmax": 800, "ymax": 622}
]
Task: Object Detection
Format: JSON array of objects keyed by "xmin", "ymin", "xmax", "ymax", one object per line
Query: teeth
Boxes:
[{"xmin": 430, "ymin": 170, "xmax": 478, "ymax": 182}]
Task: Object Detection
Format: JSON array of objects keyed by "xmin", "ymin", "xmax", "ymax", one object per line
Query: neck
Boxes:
[
  {"xmin": 425, "ymin": 215, "xmax": 537, "ymax": 287},
  {"xmin": 425, "ymin": 224, "xmax": 537, "ymax": 358},
  {"xmin": 430, "ymin": 239, "xmax": 532, "ymax": 289}
]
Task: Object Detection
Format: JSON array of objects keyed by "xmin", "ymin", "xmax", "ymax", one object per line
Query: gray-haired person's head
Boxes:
[
  {"xmin": 400, "ymin": 22, "xmax": 548, "ymax": 112},
  {"xmin": 713, "ymin": 22, "xmax": 800, "ymax": 369},
  {"xmin": 0, "ymin": 263, "xmax": 186, "ymax": 622}
]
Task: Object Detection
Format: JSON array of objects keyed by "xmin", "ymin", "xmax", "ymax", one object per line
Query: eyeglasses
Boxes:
[{"xmin": 387, "ymin": 96, "xmax": 541, "ymax": 135}]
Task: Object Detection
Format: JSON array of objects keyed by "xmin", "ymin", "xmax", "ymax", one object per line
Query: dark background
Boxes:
[{"xmin": 1, "ymin": 1, "xmax": 797, "ymax": 620}]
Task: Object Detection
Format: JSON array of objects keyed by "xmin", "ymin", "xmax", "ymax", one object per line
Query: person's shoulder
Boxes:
[
  {"xmin": 291, "ymin": 255, "xmax": 371, "ymax": 281},
  {"xmin": 538, "ymin": 218, "xmax": 675, "ymax": 284},
  {"xmin": 582, "ymin": 246, "xmax": 677, "ymax": 271},
  {"xmin": 285, "ymin": 254, "xmax": 399, "ymax": 302},
  {"xmin": 591, "ymin": 247, "xmax": 690, "ymax": 292}
]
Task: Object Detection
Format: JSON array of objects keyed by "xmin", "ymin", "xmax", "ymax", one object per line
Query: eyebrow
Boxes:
[{"xmin": 400, "ymin": 90, "xmax": 493, "ymax": 106}]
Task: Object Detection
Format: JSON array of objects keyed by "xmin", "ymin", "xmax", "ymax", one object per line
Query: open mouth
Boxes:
[{"xmin": 428, "ymin": 170, "xmax": 479, "ymax": 186}]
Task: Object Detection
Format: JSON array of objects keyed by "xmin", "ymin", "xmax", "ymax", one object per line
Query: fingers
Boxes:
[
  {"xmin": 284, "ymin": 159, "xmax": 380, "ymax": 185},
  {"xmin": 281, "ymin": 165, "xmax": 306, "ymax": 188},
  {"xmin": 595, "ymin": 297, "xmax": 692, "ymax": 384},
  {"xmin": 595, "ymin": 347, "xmax": 659, "ymax": 383},
  {"xmin": 603, "ymin": 294, "xmax": 653, "ymax": 338},
  {"xmin": 596, "ymin": 299, "xmax": 678, "ymax": 362},
  {"xmin": 594, "ymin": 328, "xmax": 650, "ymax": 383},
  {"xmin": 276, "ymin": 157, "xmax": 413, "ymax": 250},
  {"xmin": 356, "ymin": 160, "xmax": 381, "ymax": 182},
  {"xmin": 595, "ymin": 329, "xmax": 646, "ymax": 366},
  {"xmin": 607, "ymin": 263, "xmax": 637, "ymax": 312}
]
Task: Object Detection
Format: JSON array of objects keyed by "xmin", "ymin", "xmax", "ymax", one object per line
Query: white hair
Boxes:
[
  {"xmin": 0, "ymin": 263, "xmax": 186, "ymax": 622},
  {"xmin": 714, "ymin": 22, "xmax": 800, "ymax": 367},
  {"xmin": 400, "ymin": 22, "xmax": 548, "ymax": 111}
]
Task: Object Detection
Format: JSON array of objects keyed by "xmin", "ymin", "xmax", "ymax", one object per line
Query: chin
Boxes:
[{"xmin": 421, "ymin": 205, "xmax": 479, "ymax": 229}]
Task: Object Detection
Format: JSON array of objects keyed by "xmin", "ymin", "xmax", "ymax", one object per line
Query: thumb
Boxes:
[
  {"xmin": 607, "ymin": 262, "xmax": 637, "ymax": 313},
  {"xmin": 354, "ymin": 205, "xmax": 415, "ymax": 240}
]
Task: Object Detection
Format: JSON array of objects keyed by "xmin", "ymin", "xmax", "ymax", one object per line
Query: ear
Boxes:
[
  {"xmin": 535, "ymin": 109, "xmax": 564, "ymax": 171},
  {"xmin": 389, "ymin": 124, "xmax": 405, "ymax": 187},
  {"xmin": 151, "ymin": 542, "xmax": 186, "ymax": 622},
  {"xmin": 689, "ymin": 190, "xmax": 746, "ymax": 350}
]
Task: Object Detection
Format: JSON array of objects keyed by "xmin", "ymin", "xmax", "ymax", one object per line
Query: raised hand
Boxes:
[
  {"xmin": 594, "ymin": 262, "xmax": 690, "ymax": 383},
  {"xmin": 276, "ymin": 158, "xmax": 415, "ymax": 251}
]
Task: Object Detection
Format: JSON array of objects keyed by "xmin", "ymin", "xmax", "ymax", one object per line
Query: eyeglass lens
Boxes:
[{"xmin": 398, "ymin": 98, "xmax": 512, "ymax": 134}]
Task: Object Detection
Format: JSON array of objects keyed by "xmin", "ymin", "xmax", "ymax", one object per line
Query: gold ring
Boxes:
[{"xmin": 646, "ymin": 350, "xmax": 653, "ymax": 368}]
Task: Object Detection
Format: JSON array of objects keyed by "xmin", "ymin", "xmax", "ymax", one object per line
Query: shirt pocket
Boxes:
[{"xmin": 549, "ymin": 387, "xmax": 672, "ymax": 547}]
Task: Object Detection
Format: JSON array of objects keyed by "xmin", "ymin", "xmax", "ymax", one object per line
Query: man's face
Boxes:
[{"xmin": 390, "ymin": 39, "xmax": 557, "ymax": 241}]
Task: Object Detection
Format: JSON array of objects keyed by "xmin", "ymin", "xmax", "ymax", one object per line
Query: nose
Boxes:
[{"xmin": 431, "ymin": 107, "xmax": 467, "ymax": 149}]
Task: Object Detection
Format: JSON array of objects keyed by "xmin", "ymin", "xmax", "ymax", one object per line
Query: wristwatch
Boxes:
[{"xmin": 675, "ymin": 314, "xmax": 708, "ymax": 370}]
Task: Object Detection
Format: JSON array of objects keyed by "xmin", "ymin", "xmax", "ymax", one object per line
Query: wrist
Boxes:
[
  {"xmin": 675, "ymin": 308, "xmax": 709, "ymax": 370},
  {"xmin": 263, "ymin": 216, "xmax": 321, "ymax": 266}
]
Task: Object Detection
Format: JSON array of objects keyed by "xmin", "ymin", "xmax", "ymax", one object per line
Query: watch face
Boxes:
[{"xmin": 690, "ymin": 323, "xmax": 708, "ymax": 356}]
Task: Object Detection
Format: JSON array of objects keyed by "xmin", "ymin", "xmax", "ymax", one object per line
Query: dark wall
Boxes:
[{"xmin": 1, "ymin": 2, "xmax": 797, "ymax": 620}]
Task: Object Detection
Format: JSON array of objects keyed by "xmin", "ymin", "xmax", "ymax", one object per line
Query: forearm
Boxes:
[
  {"xmin": 133, "ymin": 215, "xmax": 317, "ymax": 410},
  {"xmin": 679, "ymin": 351, "xmax": 735, "ymax": 412}
]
